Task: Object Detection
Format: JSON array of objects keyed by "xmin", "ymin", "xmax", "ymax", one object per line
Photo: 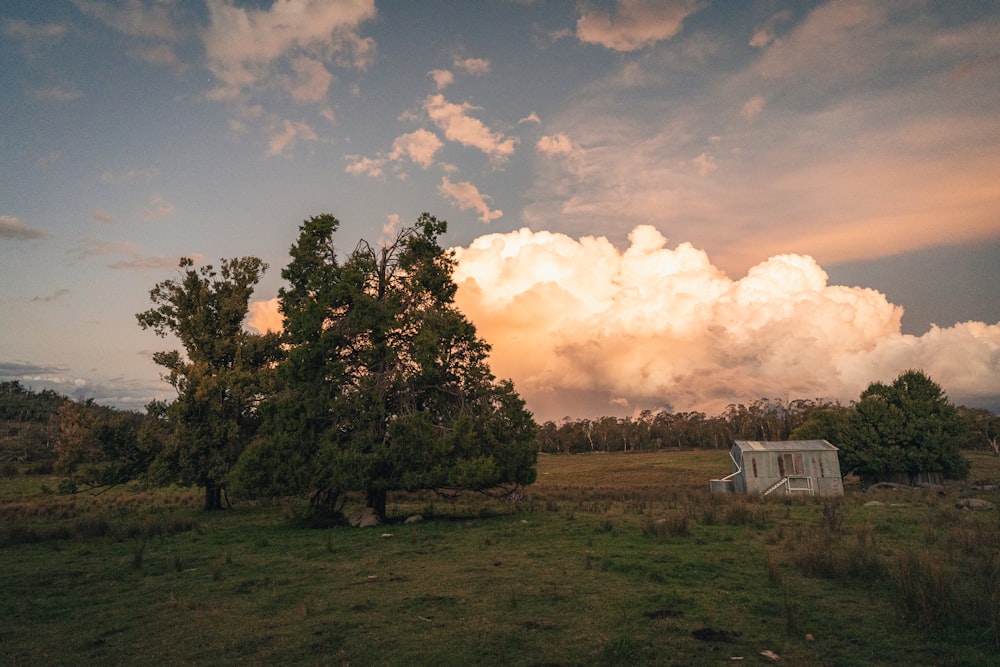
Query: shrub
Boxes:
[{"xmin": 891, "ymin": 549, "xmax": 957, "ymax": 628}]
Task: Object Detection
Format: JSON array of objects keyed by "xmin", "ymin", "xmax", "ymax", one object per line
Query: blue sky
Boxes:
[{"xmin": 2, "ymin": 1, "xmax": 998, "ymax": 421}]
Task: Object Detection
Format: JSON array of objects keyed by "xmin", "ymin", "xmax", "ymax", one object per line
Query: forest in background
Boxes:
[{"xmin": 3, "ymin": 378, "xmax": 997, "ymax": 476}]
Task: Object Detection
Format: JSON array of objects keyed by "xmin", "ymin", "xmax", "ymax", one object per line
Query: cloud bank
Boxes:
[
  {"xmin": 451, "ymin": 227, "xmax": 1000, "ymax": 421},
  {"xmin": 530, "ymin": 0, "xmax": 1000, "ymax": 276}
]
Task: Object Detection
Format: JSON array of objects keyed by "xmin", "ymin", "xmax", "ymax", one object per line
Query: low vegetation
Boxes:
[{"xmin": 2, "ymin": 450, "xmax": 998, "ymax": 666}]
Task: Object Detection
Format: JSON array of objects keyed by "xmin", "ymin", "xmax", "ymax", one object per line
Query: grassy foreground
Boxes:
[{"xmin": 2, "ymin": 450, "xmax": 1000, "ymax": 666}]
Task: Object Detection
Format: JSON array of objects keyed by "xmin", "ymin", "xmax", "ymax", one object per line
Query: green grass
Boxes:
[{"xmin": 2, "ymin": 451, "xmax": 999, "ymax": 665}]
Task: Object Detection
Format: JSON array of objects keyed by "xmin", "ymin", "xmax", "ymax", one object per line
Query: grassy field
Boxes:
[{"xmin": 2, "ymin": 450, "xmax": 1000, "ymax": 666}]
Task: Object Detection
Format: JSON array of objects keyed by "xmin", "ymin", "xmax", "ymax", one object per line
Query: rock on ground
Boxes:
[{"xmin": 348, "ymin": 507, "xmax": 381, "ymax": 527}]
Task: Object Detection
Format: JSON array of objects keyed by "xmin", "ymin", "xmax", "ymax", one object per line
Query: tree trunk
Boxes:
[
  {"xmin": 204, "ymin": 484, "xmax": 224, "ymax": 511},
  {"xmin": 367, "ymin": 487, "xmax": 387, "ymax": 522}
]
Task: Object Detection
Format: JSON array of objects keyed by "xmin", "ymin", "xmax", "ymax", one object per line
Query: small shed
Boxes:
[{"xmin": 710, "ymin": 440, "xmax": 844, "ymax": 497}]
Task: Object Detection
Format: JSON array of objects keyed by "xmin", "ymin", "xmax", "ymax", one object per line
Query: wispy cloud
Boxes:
[
  {"xmin": 576, "ymin": 0, "xmax": 703, "ymax": 52},
  {"xmin": 740, "ymin": 95, "xmax": 765, "ymax": 120},
  {"xmin": 36, "ymin": 150, "xmax": 62, "ymax": 168},
  {"xmin": 141, "ymin": 194, "xmax": 175, "ymax": 220},
  {"xmin": 344, "ymin": 154, "xmax": 385, "ymax": 178},
  {"xmin": 28, "ymin": 86, "xmax": 82, "ymax": 102},
  {"xmin": 202, "ymin": 0, "xmax": 376, "ymax": 102},
  {"xmin": 100, "ymin": 167, "xmax": 158, "ymax": 185},
  {"xmin": 129, "ymin": 43, "xmax": 180, "ymax": 68},
  {"xmin": 266, "ymin": 119, "xmax": 318, "ymax": 157},
  {"xmin": 348, "ymin": 127, "xmax": 444, "ymax": 176},
  {"xmin": 72, "ymin": 238, "xmax": 193, "ymax": 271},
  {"xmin": 424, "ymin": 94, "xmax": 517, "ymax": 160},
  {"xmin": 690, "ymin": 151, "xmax": 716, "ymax": 176},
  {"xmin": 72, "ymin": 0, "xmax": 179, "ymax": 40},
  {"xmin": 748, "ymin": 9, "xmax": 793, "ymax": 49},
  {"xmin": 0, "ymin": 361, "xmax": 84, "ymax": 391},
  {"xmin": 2, "ymin": 18, "xmax": 67, "ymax": 43},
  {"xmin": 536, "ymin": 132, "xmax": 582, "ymax": 158},
  {"xmin": 0, "ymin": 360, "xmax": 169, "ymax": 409},
  {"xmin": 282, "ymin": 55, "xmax": 335, "ymax": 103},
  {"xmin": 0, "ymin": 215, "xmax": 51, "ymax": 240},
  {"xmin": 438, "ymin": 177, "xmax": 503, "ymax": 223},
  {"xmin": 31, "ymin": 289, "xmax": 71, "ymax": 303},
  {"xmin": 344, "ymin": 154, "xmax": 386, "ymax": 178},
  {"xmin": 72, "ymin": 0, "xmax": 183, "ymax": 69},
  {"xmin": 452, "ymin": 56, "xmax": 491, "ymax": 75}
]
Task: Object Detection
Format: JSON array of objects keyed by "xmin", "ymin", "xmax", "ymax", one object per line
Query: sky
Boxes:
[{"xmin": 2, "ymin": 0, "xmax": 999, "ymax": 423}]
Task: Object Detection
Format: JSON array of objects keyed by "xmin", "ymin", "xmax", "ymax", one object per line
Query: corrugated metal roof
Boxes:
[{"xmin": 734, "ymin": 439, "xmax": 838, "ymax": 452}]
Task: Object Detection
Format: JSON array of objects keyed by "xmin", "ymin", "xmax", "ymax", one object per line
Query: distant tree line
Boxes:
[{"xmin": 536, "ymin": 398, "xmax": 832, "ymax": 454}]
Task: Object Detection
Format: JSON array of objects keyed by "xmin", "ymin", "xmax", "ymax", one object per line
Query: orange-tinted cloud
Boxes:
[
  {"xmin": 576, "ymin": 0, "xmax": 702, "ymax": 52},
  {"xmin": 452, "ymin": 227, "xmax": 1000, "ymax": 421},
  {"xmin": 423, "ymin": 94, "xmax": 517, "ymax": 160}
]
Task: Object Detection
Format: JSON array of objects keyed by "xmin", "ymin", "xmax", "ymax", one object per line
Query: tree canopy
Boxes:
[
  {"xmin": 137, "ymin": 257, "xmax": 279, "ymax": 509},
  {"xmin": 233, "ymin": 214, "xmax": 537, "ymax": 520},
  {"xmin": 838, "ymin": 369, "xmax": 969, "ymax": 485}
]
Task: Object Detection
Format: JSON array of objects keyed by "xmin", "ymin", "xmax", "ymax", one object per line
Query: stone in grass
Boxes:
[
  {"xmin": 348, "ymin": 507, "xmax": 381, "ymax": 527},
  {"xmin": 956, "ymin": 498, "xmax": 994, "ymax": 511}
]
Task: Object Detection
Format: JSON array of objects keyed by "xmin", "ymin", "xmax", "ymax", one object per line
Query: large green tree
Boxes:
[
  {"xmin": 234, "ymin": 214, "xmax": 537, "ymax": 521},
  {"xmin": 839, "ymin": 369, "xmax": 969, "ymax": 486},
  {"xmin": 137, "ymin": 257, "xmax": 279, "ymax": 510},
  {"xmin": 788, "ymin": 404, "xmax": 851, "ymax": 443}
]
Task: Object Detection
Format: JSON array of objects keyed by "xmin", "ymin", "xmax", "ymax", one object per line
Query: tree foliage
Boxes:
[
  {"xmin": 958, "ymin": 406, "xmax": 1000, "ymax": 457},
  {"xmin": 137, "ymin": 257, "xmax": 279, "ymax": 509},
  {"xmin": 53, "ymin": 400, "xmax": 160, "ymax": 492},
  {"xmin": 788, "ymin": 405, "xmax": 852, "ymax": 443},
  {"xmin": 839, "ymin": 370, "xmax": 969, "ymax": 485},
  {"xmin": 233, "ymin": 214, "xmax": 537, "ymax": 520}
]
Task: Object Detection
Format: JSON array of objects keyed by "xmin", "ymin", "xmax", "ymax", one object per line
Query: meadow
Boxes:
[{"xmin": 2, "ymin": 450, "xmax": 999, "ymax": 666}]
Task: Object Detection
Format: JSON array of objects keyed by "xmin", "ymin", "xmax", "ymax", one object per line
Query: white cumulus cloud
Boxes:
[
  {"xmin": 451, "ymin": 226, "xmax": 1000, "ymax": 421},
  {"xmin": 388, "ymin": 128, "xmax": 443, "ymax": 167},
  {"xmin": 429, "ymin": 68, "xmax": 454, "ymax": 90}
]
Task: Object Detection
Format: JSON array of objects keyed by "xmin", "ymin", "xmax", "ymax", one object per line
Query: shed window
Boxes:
[
  {"xmin": 778, "ymin": 453, "xmax": 804, "ymax": 476},
  {"xmin": 751, "ymin": 458, "xmax": 758, "ymax": 477}
]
